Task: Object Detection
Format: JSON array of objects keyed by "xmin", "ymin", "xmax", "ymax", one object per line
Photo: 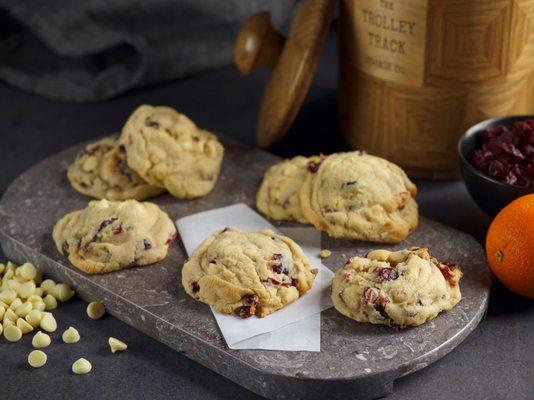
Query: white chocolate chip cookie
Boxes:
[
  {"xmin": 182, "ymin": 227, "xmax": 317, "ymax": 318},
  {"xmin": 256, "ymin": 155, "xmax": 320, "ymax": 223},
  {"xmin": 299, "ymin": 152, "xmax": 418, "ymax": 243},
  {"xmin": 53, "ymin": 199, "xmax": 177, "ymax": 274},
  {"xmin": 119, "ymin": 105, "xmax": 224, "ymax": 199},
  {"xmin": 331, "ymin": 248, "xmax": 462, "ymax": 329},
  {"xmin": 67, "ymin": 137, "xmax": 164, "ymax": 201}
]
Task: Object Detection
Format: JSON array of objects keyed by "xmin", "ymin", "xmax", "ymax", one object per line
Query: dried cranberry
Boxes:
[
  {"xmin": 143, "ymin": 239, "xmax": 152, "ymax": 250},
  {"xmin": 112, "ymin": 225, "xmax": 123, "ymax": 235},
  {"xmin": 341, "ymin": 180, "xmax": 358, "ymax": 189},
  {"xmin": 268, "ymin": 277, "xmax": 281, "ymax": 285},
  {"xmin": 307, "ymin": 160, "xmax": 322, "ymax": 173},
  {"xmin": 271, "ymin": 253, "xmax": 283, "ymax": 273},
  {"xmin": 192, "ymin": 136, "xmax": 199, "ymax": 142},
  {"xmin": 145, "ymin": 118, "xmax": 160, "ymax": 128},
  {"xmin": 376, "ymin": 267, "xmax": 399, "ymax": 282},
  {"xmin": 243, "ymin": 295, "xmax": 258, "ymax": 306},
  {"xmin": 271, "ymin": 264, "xmax": 282, "ymax": 274},
  {"xmin": 390, "ymin": 321, "xmax": 405, "ymax": 331},
  {"xmin": 471, "ymin": 119, "xmax": 534, "ymax": 187},
  {"xmin": 191, "ymin": 281, "xmax": 200, "ymax": 293},
  {"xmin": 437, "ymin": 263, "xmax": 459, "ymax": 286},
  {"xmin": 62, "ymin": 241, "xmax": 69, "ymax": 255},
  {"xmin": 272, "ymin": 253, "xmax": 283, "ymax": 261},
  {"xmin": 118, "ymin": 145, "xmax": 126, "ymax": 154},
  {"xmin": 235, "ymin": 295, "xmax": 258, "ymax": 318},
  {"xmin": 375, "ymin": 303, "xmax": 389, "ymax": 320},
  {"xmin": 165, "ymin": 233, "xmax": 177, "ymax": 245},
  {"xmin": 235, "ymin": 306, "xmax": 253, "ymax": 318},
  {"xmin": 363, "ymin": 287, "xmax": 377, "ymax": 304},
  {"xmin": 280, "ymin": 279, "xmax": 296, "ymax": 287},
  {"xmin": 98, "ymin": 218, "xmax": 118, "ymax": 233}
]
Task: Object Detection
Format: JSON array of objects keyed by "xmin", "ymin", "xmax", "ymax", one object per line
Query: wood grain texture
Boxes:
[
  {"xmin": 340, "ymin": 0, "xmax": 534, "ymax": 179},
  {"xmin": 234, "ymin": 0, "xmax": 336, "ymax": 148}
]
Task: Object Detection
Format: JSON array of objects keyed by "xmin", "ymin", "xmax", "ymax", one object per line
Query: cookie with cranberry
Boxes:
[
  {"xmin": 182, "ymin": 227, "xmax": 317, "ymax": 318},
  {"xmin": 331, "ymin": 248, "xmax": 462, "ymax": 329},
  {"xmin": 119, "ymin": 105, "xmax": 224, "ymax": 199},
  {"xmin": 53, "ymin": 199, "xmax": 177, "ymax": 274},
  {"xmin": 67, "ymin": 137, "xmax": 164, "ymax": 201},
  {"xmin": 256, "ymin": 155, "xmax": 322, "ymax": 223},
  {"xmin": 299, "ymin": 151, "xmax": 418, "ymax": 243}
]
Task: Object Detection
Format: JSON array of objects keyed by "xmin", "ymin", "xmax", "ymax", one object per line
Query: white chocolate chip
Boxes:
[
  {"xmin": 15, "ymin": 301, "xmax": 33, "ymax": 318},
  {"xmin": 72, "ymin": 358, "xmax": 92, "ymax": 375},
  {"xmin": 7, "ymin": 279, "xmax": 21, "ymax": 291},
  {"xmin": 32, "ymin": 331, "xmax": 51, "ymax": 348},
  {"xmin": 0, "ymin": 290, "xmax": 17, "ymax": 305},
  {"xmin": 17, "ymin": 317, "xmax": 34, "ymax": 334},
  {"xmin": 27, "ymin": 295, "xmax": 42, "ymax": 304},
  {"xmin": 43, "ymin": 295, "xmax": 57, "ymax": 310},
  {"xmin": 40, "ymin": 313, "xmax": 57, "ymax": 333},
  {"xmin": 9, "ymin": 298, "xmax": 23, "ymax": 310},
  {"xmin": 388, "ymin": 250, "xmax": 410, "ymax": 264},
  {"xmin": 28, "ymin": 350, "xmax": 47, "ymax": 368},
  {"xmin": 3, "ymin": 318, "xmax": 14, "ymax": 327},
  {"xmin": 86, "ymin": 302, "xmax": 106, "ymax": 320},
  {"xmin": 366, "ymin": 249, "xmax": 392, "ymax": 262},
  {"xmin": 4, "ymin": 308, "xmax": 18, "ymax": 323},
  {"xmin": 51, "ymin": 283, "xmax": 74, "ymax": 302},
  {"xmin": 25, "ymin": 310, "xmax": 42, "ymax": 328},
  {"xmin": 4, "ymin": 268, "xmax": 14, "ymax": 280},
  {"xmin": 4, "ymin": 325, "xmax": 22, "ymax": 342},
  {"xmin": 6, "ymin": 261, "xmax": 17, "ymax": 272},
  {"xmin": 108, "ymin": 337, "xmax": 127, "ymax": 353},
  {"xmin": 319, "ymin": 249, "xmax": 332, "ymax": 259},
  {"xmin": 40, "ymin": 279, "xmax": 56, "ymax": 294},
  {"xmin": 18, "ymin": 263, "xmax": 38, "ymax": 281},
  {"xmin": 83, "ymin": 156, "xmax": 98, "ymax": 171},
  {"xmin": 33, "ymin": 300, "xmax": 46, "ymax": 312},
  {"xmin": 62, "ymin": 327, "xmax": 80, "ymax": 344}
]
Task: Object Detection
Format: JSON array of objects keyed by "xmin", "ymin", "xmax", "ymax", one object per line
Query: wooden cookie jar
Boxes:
[{"xmin": 234, "ymin": 0, "xmax": 534, "ymax": 179}]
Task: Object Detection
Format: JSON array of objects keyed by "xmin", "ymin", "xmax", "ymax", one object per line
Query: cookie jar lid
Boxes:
[{"xmin": 233, "ymin": 0, "xmax": 336, "ymax": 148}]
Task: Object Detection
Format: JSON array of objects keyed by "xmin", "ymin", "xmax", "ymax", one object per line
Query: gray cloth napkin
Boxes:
[{"xmin": 0, "ymin": 0, "xmax": 295, "ymax": 102}]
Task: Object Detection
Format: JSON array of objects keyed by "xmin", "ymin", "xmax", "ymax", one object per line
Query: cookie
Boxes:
[
  {"xmin": 256, "ymin": 156, "xmax": 318, "ymax": 223},
  {"xmin": 331, "ymin": 248, "xmax": 462, "ymax": 329},
  {"xmin": 182, "ymin": 227, "xmax": 318, "ymax": 318},
  {"xmin": 119, "ymin": 105, "xmax": 224, "ymax": 199},
  {"xmin": 67, "ymin": 137, "xmax": 165, "ymax": 201},
  {"xmin": 53, "ymin": 199, "xmax": 177, "ymax": 274},
  {"xmin": 299, "ymin": 152, "xmax": 418, "ymax": 243}
]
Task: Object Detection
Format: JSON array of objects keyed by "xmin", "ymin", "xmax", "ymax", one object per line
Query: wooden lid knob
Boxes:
[
  {"xmin": 234, "ymin": 0, "xmax": 336, "ymax": 148},
  {"xmin": 234, "ymin": 12, "xmax": 285, "ymax": 75}
]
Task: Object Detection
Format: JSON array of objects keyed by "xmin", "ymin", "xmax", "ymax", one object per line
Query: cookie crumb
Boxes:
[{"xmin": 319, "ymin": 249, "xmax": 332, "ymax": 259}]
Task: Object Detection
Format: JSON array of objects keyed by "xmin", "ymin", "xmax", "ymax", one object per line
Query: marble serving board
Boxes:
[{"xmin": 0, "ymin": 136, "xmax": 491, "ymax": 400}]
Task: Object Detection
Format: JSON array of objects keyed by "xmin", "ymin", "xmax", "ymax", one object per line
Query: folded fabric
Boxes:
[{"xmin": 0, "ymin": 0, "xmax": 296, "ymax": 102}]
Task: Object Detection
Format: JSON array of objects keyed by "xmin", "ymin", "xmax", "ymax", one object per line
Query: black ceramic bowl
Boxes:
[{"xmin": 458, "ymin": 115, "xmax": 534, "ymax": 217}]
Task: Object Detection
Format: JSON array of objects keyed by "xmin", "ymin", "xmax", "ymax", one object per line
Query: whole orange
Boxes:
[{"xmin": 485, "ymin": 193, "xmax": 534, "ymax": 299}]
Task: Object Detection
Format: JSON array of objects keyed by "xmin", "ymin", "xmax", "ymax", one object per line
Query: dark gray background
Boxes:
[{"xmin": 1, "ymin": 32, "xmax": 532, "ymax": 400}]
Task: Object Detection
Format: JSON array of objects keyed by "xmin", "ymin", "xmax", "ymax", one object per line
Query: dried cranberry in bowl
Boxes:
[{"xmin": 470, "ymin": 119, "xmax": 534, "ymax": 187}]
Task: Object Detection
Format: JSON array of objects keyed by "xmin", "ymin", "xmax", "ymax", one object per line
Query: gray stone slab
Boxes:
[{"xmin": 0, "ymin": 137, "xmax": 491, "ymax": 400}]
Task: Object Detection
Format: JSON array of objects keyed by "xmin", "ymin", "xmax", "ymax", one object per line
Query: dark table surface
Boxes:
[{"xmin": 1, "ymin": 31, "xmax": 533, "ymax": 400}]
